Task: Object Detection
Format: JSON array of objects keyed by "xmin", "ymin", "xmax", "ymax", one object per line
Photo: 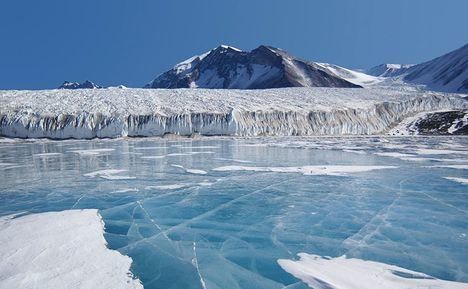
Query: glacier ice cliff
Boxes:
[{"xmin": 0, "ymin": 87, "xmax": 466, "ymax": 139}]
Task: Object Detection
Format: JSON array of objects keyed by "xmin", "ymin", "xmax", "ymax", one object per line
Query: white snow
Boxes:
[
  {"xmin": 278, "ymin": 253, "xmax": 468, "ymax": 289},
  {"xmin": 84, "ymin": 169, "xmax": 136, "ymax": 180},
  {"xmin": 0, "ymin": 210, "xmax": 142, "ymax": 289},
  {"xmin": 141, "ymin": 155, "xmax": 166, "ymax": 159},
  {"xmin": 219, "ymin": 44, "xmax": 242, "ymax": 52},
  {"xmin": 366, "ymin": 64, "xmax": 414, "ymax": 77},
  {"xmin": 141, "ymin": 151, "xmax": 214, "ymax": 159},
  {"xmin": 0, "ymin": 87, "xmax": 466, "ymax": 139},
  {"xmin": 374, "ymin": 152, "xmax": 416, "ymax": 158},
  {"xmin": 33, "ymin": 152, "xmax": 62, "ymax": 157},
  {"xmin": 212, "ymin": 165, "xmax": 397, "ymax": 176},
  {"xmin": 448, "ymin": 112, "xmax": 468, "ymax": 134},
  {"xmin": 415, "ymin": 149, "xmax": 468, "ymax": 155},
  {"xmin": 172, "ymin": 164, "xmax": 207, "ymax": 175},
  {"xmin": 387, "ymin": 111, "xmax": 431, "ymax": 135},
  {"xmin": 69, "ymin": 148, "xmax": 115, "ymax": 156},
  {"xmin": 214, "ymin": 157, "xmax": 252, "ymax": 163},
  {"xmin": 426, "ymin": 165, "xmax": 468, "ymax": 170},
  {"xmin": 402, "ymin": 44, "xmax": 468, "ymax": 93},
  {"xmin": 444, "ymin": 177, "xmax": 468, "ymax": 185},
  {"xmin": 145, "ymin": 184, "xmax": 188, "ymax": 190},
  {"xmin": 173, "ymin": 51, "xmax": 211, "ymax": 75},
  {"xmin": 316, "ymin": 63, "xmax": 382, "ymax": 86},
  {"xmin": 373, "ymin": 152, "xmax": 428, "ymax": 162},
  {"xmin": 133, "ymin": 146, "xmax": 167, "ymax": 150},
  {"xmin": 388, "ymin": 110, "xmax": 468, "ymax": 135}
]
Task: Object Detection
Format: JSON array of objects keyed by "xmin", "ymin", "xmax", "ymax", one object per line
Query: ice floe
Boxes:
[
  {"xmin": 278, "ymin": 253, "xmax": 468, "ymax": 289},
  {"xmin": 444, "ymin": 177, "xmax": 468, "ymax": 185},
  {"xmin": 415, "ymin": 149, "xmax": 468, "ymax": 155},
  {"xmin": 212, "ymin": 165, "xmax": 397, "ymax": 176},
  {"xmin": 0, "ymin": 210, "xmax": 142, "ymax": 289},
  {"xmin": 426, "ymin": 165, "xmax": 468, "ymax": 170},
  {"xmin": 145, "ymin": 184, "xmax": 188, "ymax": 190},
  {"xmin": 373, "ymin": 152, "xmax": 430, "ymax": 162},
  {"xmin": 133, "ymin": 146, "xmax": 167, "ymax": 150},
  {"xmin": 141, "ymin": 155, "xmax": 166, "ymax": 159},
  {"xmin": 214, "ymin": 157, "xmax": 253, "ymax": 163},
  {"xmin": 33, "ymin": 152, "xmax": 63, "ymax": 157},
  {"xmin": 172, "ymin": 164, "xmax": 208, "ymax": 175},
  {"xmin": 84, "ymin": 169, "xmax": 136, "ymax": 180},
  {"xmin": 69, "ymin": 148, "xmax": 115, "ymax": 156}
]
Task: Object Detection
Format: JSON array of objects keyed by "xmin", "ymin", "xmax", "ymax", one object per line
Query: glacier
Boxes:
[{"xmin": 0, "ymin": 87, "xmax": 466, "ymax": 139}]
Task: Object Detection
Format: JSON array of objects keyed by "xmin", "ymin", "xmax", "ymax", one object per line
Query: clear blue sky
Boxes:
[{"xmin": 1, "ymin": 0, "xmax": 467, "ymax": 89}]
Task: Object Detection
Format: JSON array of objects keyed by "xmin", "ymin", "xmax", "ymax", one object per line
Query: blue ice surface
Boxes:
[{"xmin": 0, "ymin": 136, "xmax": 467, "ymax": 289}]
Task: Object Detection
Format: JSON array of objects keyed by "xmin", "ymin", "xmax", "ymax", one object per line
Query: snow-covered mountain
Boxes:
[
  {"xmin": 145, "ymin": 45, "xmax": 361, "ymax": 89},
  {"xmin": 366, "ymin": 64, "xmax": 413, "ymax": 77},
  {"xmin": 365, "ymin": 43, "xmax": 468, "ymax": 93},
  {"xmin": 402, "ymin": 43, "xmax": 468, "ymax": 93},
  {"xmin": 316, "ymin": 63, "xmax": 381, "ymax": 86},
  {"xmin": 58, "ymin": 80, "xmax": 102, "ymax": 89}
]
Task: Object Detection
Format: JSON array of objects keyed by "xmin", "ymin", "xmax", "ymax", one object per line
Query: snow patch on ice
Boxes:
[
  {"xmin": 172, "ymin": 164, "xmax": 208, "ymax": 175},
  {"xmin": 212, "ymin": 165, "xmax": 397, "ymax": 176},
  {"xmin": 278, "ymin": 253, "xmax": 468, "ymax": 289},
  {"xmin": 341, "ymin": 149, "xmax": 367, "ymax": 155},
  {"xmin": 425, "ymin": 165, "xmax": 468, "ymax": 170},
  {"xmin": 214, "ymin": 157, "xmax": 253, "ymax": 163},
  {"xmin": 373, "ymin": 152, "xmax": 429, "ymax": 162},
  {"xmin": 145, "ymin": 184, "xmax": 188, "ymax": 190},
  {"xmin": 141, "ymin": 151, "xmax": 214, "ymax": 160},
  {"xmin": 415, "ymin": 149, "xmax": 468, "ymax": 155},
  {"xmin": 0, "ymin": 210, "xmax": 142, "ymax": 289},
  {"xmin": 444, "ymin": 177, "xmax": 468, "ymax": 185},
  {"xmin": 141, "ymin": 155, "xmax": 166, "ymax": 159},
  {"xmin": 112, "ymin": 188, "xmax": 139, "ymax": 194},
  {"xmin": 133, "ymin": 146, "xmax": 167, "ymax": 150},
  {"xmin": 84, "ymin": 169, "xmax": 136, "ymax": 180},
  {"xmin": 33, "ymin": 152, "xmax": 62, "ymax": 157},
  {"xmin": 70, "ymin": 148, "xmax": 115, "ymax": 156}
]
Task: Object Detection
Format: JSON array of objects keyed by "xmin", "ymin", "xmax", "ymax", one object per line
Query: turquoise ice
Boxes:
[{"xmin": 0, "ymin": 137, "xmax": 467, "ymax": 289}]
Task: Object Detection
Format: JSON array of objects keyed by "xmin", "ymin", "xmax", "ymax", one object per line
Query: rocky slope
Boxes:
[
  {"xmin": 58, "ymin": 80, "xmax": 102, "ymax": 89},
  {"xmin": 145, "ymin": 45, "xmax": 361, "ymax": 89}
]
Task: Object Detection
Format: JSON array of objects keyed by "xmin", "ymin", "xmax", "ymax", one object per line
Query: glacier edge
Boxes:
[{"xmin": 0, "ymin": 88, "xmax": 466, "ymax": 139}]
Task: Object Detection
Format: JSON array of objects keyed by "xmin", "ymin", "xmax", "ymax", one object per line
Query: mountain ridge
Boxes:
[{"xmin": 145, "ymin": 45, "xmax": 362, "ymax": 89}]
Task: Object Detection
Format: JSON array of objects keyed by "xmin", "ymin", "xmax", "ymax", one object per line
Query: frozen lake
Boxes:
[{"xmin": 1, "ymin": 136, "xmax": 467, "ymax": 289}]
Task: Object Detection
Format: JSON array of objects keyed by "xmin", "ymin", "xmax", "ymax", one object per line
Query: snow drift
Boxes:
[
  {"xmin": 0, "ymin": 210, "xmax": 142, "ymax": 289},
  {"xmin": 278, "ymin": 253, "xmax": 468, "ymax": 289},
  {"xmin": 0, "ymin": 87, "xmax": 466, "ymax": 139}
]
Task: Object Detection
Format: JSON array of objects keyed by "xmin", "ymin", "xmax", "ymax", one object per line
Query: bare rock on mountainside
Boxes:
[
  {"xmin": 145, "ymin": 45, "xmax": 362, "ymax": 89},
  {"xmin": 58, "ymin": 80, "xmax": 102, "ymax": 89}
]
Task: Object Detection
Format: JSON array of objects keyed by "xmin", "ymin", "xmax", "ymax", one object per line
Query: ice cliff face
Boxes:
[
  {"xmin": 0, "ymin": 88, "xmax": 466, "ymax": 139},
  {"xmin": 145, "ymin": 45, "xmax": 361, "ymax": 89}
]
